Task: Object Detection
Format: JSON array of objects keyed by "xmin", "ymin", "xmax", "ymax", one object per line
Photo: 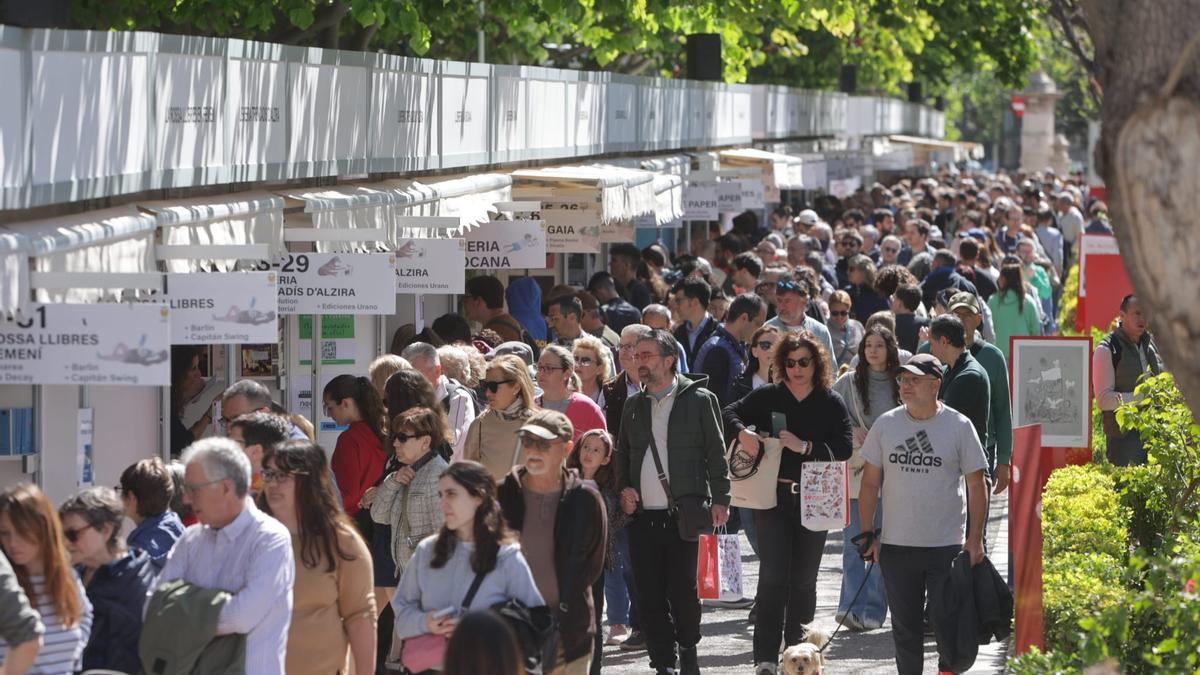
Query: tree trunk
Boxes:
[{"xmin": 1080, "ymin": 0, "xmax": 1200, "ymax": 416}]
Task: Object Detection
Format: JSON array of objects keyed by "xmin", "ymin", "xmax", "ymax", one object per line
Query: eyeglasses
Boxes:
[
  {"xmin": 391, "ymin": 431, "xmax": 427, "ymax": 444},
  {"xmin": 538, "ymin": 364, "xmax": 566, "ymax": 372},
  {"xmin": 480, "ymin": 379, "xmax": 514, "ymax": 393},
  {"xmin": 262, "ymin": 469, "xmax": 308, "ymax": 484},
  {"xmin": 520, "ymin": 435, "xmax": 557, "ymax": 452},
  {"xmin": 785, "ymin": 356, "xmax": 814, "ymax": 369},
  {"xmin": 829, "ymin": 310, "xmax": 850, "ymax": 318},
  {"xmin": 62, "ymin": 524, "xmax": 92, "ymax": 544},
  {"xmin": 574, "ymin": 356, "xmax": 595, "ymax": 366},
  {"xmin": 633, "ymin": 351, "xmax": 661, "ymax": 363},
  {"xmin": 182, "ymin": 478, "xmax": 223, "ymax": 496},
  {"xmin": 755, "ymin": 341, "xmax": 775, "ymax": 351}
]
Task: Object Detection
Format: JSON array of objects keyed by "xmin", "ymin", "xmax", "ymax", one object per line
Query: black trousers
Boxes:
[
  {"xmin": 752, "ymin": 488, "xmax": 828, "ymax": 663},
  {"xmin": 590, "ymin": 571, "xmax": 605, "ymax": 675},
  {"xmin": 879, "ymin": 544, "xmax": 960, "ymax": 675},
  {"xmin": 628, "ymin": 510, "xmax": 701, "ymax": 670}
]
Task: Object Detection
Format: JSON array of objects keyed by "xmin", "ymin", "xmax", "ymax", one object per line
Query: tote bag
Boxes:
[
  {"xmin": 799, "ymin": 453, "xmax": 850, "ymax": 531},
  {"xmin": 728, "ymin": 435, "xmax": 783, "ymax": 510}
]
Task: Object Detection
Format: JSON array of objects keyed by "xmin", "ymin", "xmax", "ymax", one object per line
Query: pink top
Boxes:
[{"xmin": 542, "ymin": 392, "xmax": 607, "ymax": 442}]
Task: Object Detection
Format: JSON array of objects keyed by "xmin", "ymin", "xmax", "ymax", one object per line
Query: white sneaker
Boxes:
[
  {"xmin": 755, "ymin": 662, "xmax": 777, "ymax": 675},
  {"xmin": 606, "ymin": 624, "xmax": 629, "ymax": 645}
]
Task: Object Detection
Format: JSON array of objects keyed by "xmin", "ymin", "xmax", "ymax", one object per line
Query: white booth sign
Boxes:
[
  {"xmin": 536, "ymin": 201, "xmax": 602, "ymax": 254},
  {"xmin": 158, "ymin": 272, "xmax": 279, "ymax": 344},
  {"xmin": 277, "ymin": 253, "xmax": 398, "ymax": 315},
  {"xmin": 464, "ymin": 219, "xmax": 548, "ymax": 269},
  {"xmin": 683, "ymin": 183, "xmax": 719, "ymax": 220},
  {"xmin": 601, "ymin": 220, "xmax": 636, "ymax": 243},
  {"xmin": 740, "ymin": 179, "xmax": 766, "ymax": 209},
  {"xmin": 395, "ymin": 238, "xmax": 466, "ymax": 294},
  {"xmin": 717, "ymin": 182, "xmax": 743, "ymax": 213},
  {"xmin": 0, "ymin": 304, "xmax": 171, "ymax": 386}
]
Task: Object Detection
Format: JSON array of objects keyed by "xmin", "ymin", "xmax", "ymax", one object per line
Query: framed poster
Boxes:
[{"xmin": 1010, "ymin": 336, "xmax": 1092, "ymax": 448}]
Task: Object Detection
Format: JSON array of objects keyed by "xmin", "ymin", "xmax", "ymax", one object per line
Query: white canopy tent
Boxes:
[
  {"xmin": 138, "ymin": 191, "xmax": 286, "ymax": 273},
  {"xmin": 511, "ymin": 164, "xmax": 658, "ymax": 223},
  {"xmin": 718, "ymin": 147, "xmax": 807, "ymax": 193}
]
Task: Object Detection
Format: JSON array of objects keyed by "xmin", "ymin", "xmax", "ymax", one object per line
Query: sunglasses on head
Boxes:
[
  {"xmin": 777, "ymin": 280, "xmax": 808, "ymax": 297},
  {"xmin": 785, "ymin": 356, "xmax": 814, "ymax": 369},
  {"xmin": 480, "ymin": 379, "xmax": 514, "ymax": 393}
]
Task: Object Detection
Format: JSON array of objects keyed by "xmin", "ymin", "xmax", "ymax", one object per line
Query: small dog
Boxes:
[{"xmin": 779, "ymin": 626, "xmax": 832, "ymax": 675}]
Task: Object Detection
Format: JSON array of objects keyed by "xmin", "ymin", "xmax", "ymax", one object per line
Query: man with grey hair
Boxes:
[
  {"xmin": 879, "ymin": 234, "xmax": 903, "ymax": 266},
  {"xmin": 641, "ymin": 305, "xmax": 689, "ymax": 374},
  {"xmin": 402, "ymin": 342, "xmax": 477, "ymax": 461},
  {"xmin": 151, "ymin": 438, "xmax": 294, "ymax": 675},
  {"xmin": 219, "ymin": 379, "xmax": 307, "ymax": 440}
]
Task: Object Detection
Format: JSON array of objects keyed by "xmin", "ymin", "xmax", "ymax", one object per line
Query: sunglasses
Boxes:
[
  {"xmin": 829, "ymin": 310, "xmax": 850, "ymax": 317},
  {"xmin": 575, "ymin": 356, "xmax": 595, "ymax": 366},
  {"xmin": 882, "ymin": 247, "xmax": 900, "ymax": 253},
  {"xmin": 62, "ymin": 524, "xmax": 92, "ymax": 544},
  {"xmin": 841, "ymin": 240, "xmax": 860, "ymax": 247},
  {"xmin": 262, "ymin": 468, "xmax": 308, "ymax": 484},
  {"xmin": 785, "ymin": 356, "xmax": 814, "ymax": 369},
  {"xmin": 520, "ymin": 434, "xmax": 557, "ymax": 451},
  {"xmin": 480, "ymin": 379, "xmax": 514, "ymax": 393},
  {"xmin": 391, "ymin": 431, "xmax": 427, "ymax": 444},
  {"xmin": 755, "ymin": 340, "xmax": 775, "ymax": 351}
]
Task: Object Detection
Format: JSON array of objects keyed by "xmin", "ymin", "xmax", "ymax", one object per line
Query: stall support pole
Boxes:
[
  {"xmin": 312, "ymin": 314, "xmax": 322, "ymax": 433},
  {"xmin": 31, "ymin": 385, "xmax": 43, "ymax": 488},
  {"xmin": 226, "ymin": 345, "xmax": 237, "ymax": 390},
  {"xmin": 376, "ymin": 316, "xmax": 385, "ymax": 358},
  {"xmin": 159, "ymin": 386, "xmax": 171, "ymax": 461},
  {"xmin": 415, "ymin": 295, "xmax": 425, "ymax": 332}
]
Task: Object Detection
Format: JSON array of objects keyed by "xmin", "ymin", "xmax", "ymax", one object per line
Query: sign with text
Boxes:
[
  {"xmin": 0, "ymin": 304, "xmax": 171, "ymax": 386},
  {"xmin": 395, "ymin": 238, "xmax": 466, "ymax": 294},
  {"xmin": 716, "ymin": 181, "xmax": 743, "ymax": 213},
  {"xmin": 740, "ymin": 179, "xmax": 766, "ymax": 209},
  {"xmin": 277, "ymin": 252, "xmax": 397, "ymax": 315},
  {"xmin": 157, "ymin": 272, "xmax": 278, "ymax": 344},
  {"xmin": 536, "ymin": 201, "xmax": 603, "ymax": 254},
  {"xmin": 601, "ymin": 219, "xmax": 637, "ymax": 243},
  {"xmin": 683, "ymin": 183, "xmax": 719, "ymax": 220},
  {"xmin": 464, "ymin": 219, "xmax": 548, "ymax": 270}
]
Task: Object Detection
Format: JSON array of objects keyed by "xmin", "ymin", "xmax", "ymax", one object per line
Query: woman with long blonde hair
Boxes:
[{"xmin": 0, "ymin": 483, "xmax": 93, "ymax": 674}]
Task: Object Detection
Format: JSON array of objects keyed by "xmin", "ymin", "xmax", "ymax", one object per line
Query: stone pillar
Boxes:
[{"xmin": 1019, "ymin": 69, "xmax": 1062, "ymax": 172}]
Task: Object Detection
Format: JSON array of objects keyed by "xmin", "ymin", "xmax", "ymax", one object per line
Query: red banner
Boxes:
[
  {"xmin": 1076, "ymin": 234, "xmax": 1133, "ymax": 334},
  {"xmin": 1011, "ymin": 424, "xmax": 1092, "ymax": 654}
]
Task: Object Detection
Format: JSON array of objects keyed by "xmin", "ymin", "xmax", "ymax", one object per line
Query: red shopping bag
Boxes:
[{"xmin": 697, "ymin": 533, "xmax": 720, "ymax": 599}]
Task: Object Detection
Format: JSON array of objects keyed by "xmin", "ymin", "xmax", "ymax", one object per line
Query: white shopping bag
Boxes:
[{"xmin": 799, "ymin": 461, "xmax": 850, "ymax": 531}]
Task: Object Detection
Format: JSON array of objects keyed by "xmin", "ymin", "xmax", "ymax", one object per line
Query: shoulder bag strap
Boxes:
[
  {"xmin": 461, "ymin": 571, "xmax": 488, "ymax": 610},
  {"xmin": 643, "ymin": 396, "xmax": 677, "ymax": 512}
]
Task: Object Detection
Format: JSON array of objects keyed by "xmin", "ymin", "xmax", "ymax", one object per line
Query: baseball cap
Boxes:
[
  {"xmin": 947, "ymin": 291, "xmax": 980, "ymax": 315},
  {"xmin": 796, "ymin": 209, "xmax": 819, "ymax": 226},
  {"xmin": 489, "ymin": 341, "xmax": 534, "ymax": 365},
  {"xmin": 898, "ymin": 353, "xmax": 945, "ymax": 379},
  {"xmin": 518, "ymin": 409, "xmax": 574, "ymax": 442}
]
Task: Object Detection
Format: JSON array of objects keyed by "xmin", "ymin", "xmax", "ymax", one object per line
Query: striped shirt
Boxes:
[{"xmin": 0, "ymin": 574, "xmax": 92, "ymax": 675}]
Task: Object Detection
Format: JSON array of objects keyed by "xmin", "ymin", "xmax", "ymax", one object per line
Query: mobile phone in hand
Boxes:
[
  {"xmin": 433, "ymin": 606, "xmax": 457, "ymax": 620},
  {"xmin": 771, "ymin": 412, "xmax": 788, "ymax": 438}
]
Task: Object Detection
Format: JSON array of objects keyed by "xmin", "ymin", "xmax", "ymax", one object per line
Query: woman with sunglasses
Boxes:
[
  {"xmin": 572, "ymin": 336, "xmax": 612, "ymax": 408},
  {"xmin": 730, "ymin": 326, "xmax": 782, "ymax": 403},
  {"xmin": 535, "ymin": 345, "xmax": 607, "ymax": 443},
  {"xmin": 832, "ymin": 326, "xmax": 900, "ymax": 631},
  {"xmin": 371, "ymin": 408, "xmax": 450, "ymax": 580},
  {"xmin": 827, "ymin": 289, "xmax": 865, "ymax": 369},
  {"xmin": 59, "ymin": 487, "xmax": 157, "ymax": 673},
  {"xmin": 262, "ymin": 439, "xmax": 377, "ymax": 675},
  {"xmin": 463, "ymin": 355, "xmax": 540, "ymax": 481},
  {"xmin": 723, "ymin": 332, "xmax": 853, "ymax": 675},
  {"xmin": 0, "ymin": 484, "xmax": 92, "ymax": 675},
  {"xmin": 392, "ymin": 461, "xmax": 544, "ymax": 674}
]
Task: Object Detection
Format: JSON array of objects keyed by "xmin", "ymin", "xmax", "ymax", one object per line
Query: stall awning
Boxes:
[
  {"xmin": 0, "ymin": 233, "xmax": 30, "ymax": 316},
  {"xmin": 0, "ymin": 206, "xmax": 159, "ymax": 305},
  {"xmin": 718, "ymin": 147, "xmax": 806, "ymax": 190},
  {"xmin": 138, "ymin": 191, "xmax": 285, "ymax": 273},
  {"xmin": 511, "ymin": 164, "xmax": 657, "ymax": 223},
  {"xmin": 639, "ymin": 155, "xmax": 692, "ymax": 179},
  {"xmin": 275, "ymin": 184, "xmax": 396, "ymax": 254},
  {"xmin": 651, "ymin": 174, "xmax": 684, "ymax": 225},
  {"xmin": 887, "ymin": 135, "xmax": 984, "ymax": 163},
  {"xmin": 383, "ymin": 173, "xmax": 512, "ymax": 237}
]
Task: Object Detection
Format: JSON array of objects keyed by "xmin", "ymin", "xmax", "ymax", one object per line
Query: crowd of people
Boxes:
[{"xmin": 0, "ymin": 167, "xmax": 1129, "ymax": 675}]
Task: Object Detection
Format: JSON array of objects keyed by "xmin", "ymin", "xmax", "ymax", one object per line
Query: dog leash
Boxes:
[{"xmin": 818, "ymin": 561, "xmax": 876, "ymax": 654}]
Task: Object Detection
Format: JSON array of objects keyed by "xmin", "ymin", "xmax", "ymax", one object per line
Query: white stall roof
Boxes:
[
  {"xmin": 274, "ymin": 183, "xmax": 401, "ymax": 253},
  {"xmin": 651, "ymin": 174, "xmax": 684, "ymax": 225},
  {"xmin": 383, "ymin": 173, "xmax": 512, "ymax": 234},
  {"xmin": 511, "ymin": 164, "xmax": 657, "ymax": 223},
  {"xmin": 639, "ymin": 154, "xmax": 692, "ymax": 178},
  {"xmin": 718, "ymin": 147, "xmax": 805, "ymax": 189},
  {"xmin": 0, "ymin": 206, "xmax": 158, "ymax": 305},
  {"xmin": 0, "ymin": 232, "xmax": 30, "ymax": 316},
  {"xmin": 139, "ymin": 191, "xmax": 286, "ymax": 273}
]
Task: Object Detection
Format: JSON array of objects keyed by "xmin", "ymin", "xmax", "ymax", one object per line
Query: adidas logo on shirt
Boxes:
[{"xmin": 888, "ymin": 430, "xmax": 943, "ymax": 471}]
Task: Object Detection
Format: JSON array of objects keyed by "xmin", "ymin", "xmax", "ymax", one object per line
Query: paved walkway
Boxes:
[{"xmin": 600, "ymin": 495, "xmax": 1010, "ymax": 674}]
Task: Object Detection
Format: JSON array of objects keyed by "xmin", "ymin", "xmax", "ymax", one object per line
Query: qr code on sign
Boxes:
[{"xmin": 321, "ymin": 341, "xmax": 337, "ymax": 361}]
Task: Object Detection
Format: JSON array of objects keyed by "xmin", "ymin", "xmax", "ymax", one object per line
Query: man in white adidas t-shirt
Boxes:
[{"xmin": 857, "ymin": 353, "xmax": 987, "ymax": 675}]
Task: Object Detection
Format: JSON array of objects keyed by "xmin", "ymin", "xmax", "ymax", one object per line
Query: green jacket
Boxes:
[
  {"xmin": 939, "ymin": 351, "xmax": 991, "ymax": 453},
  {"xmin": 140, "ymin": 580, "xmax": 246, "ymax": 675},
  {"xmin": 615, "ymin": 372, "xmax": 731, "ymax": 507}
]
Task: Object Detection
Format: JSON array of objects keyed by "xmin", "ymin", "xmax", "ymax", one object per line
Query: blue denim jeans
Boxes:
[
  {"xmin": 604, "ymin": 527, "xmax": 639, "ymax": 628},
  {"xmin": 838, "ymin": 498, "xmax": 888, "ymax": 625},
  {"xmin": 737, "ymin": 506, "xmax": 760, "ymax": 556}
]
